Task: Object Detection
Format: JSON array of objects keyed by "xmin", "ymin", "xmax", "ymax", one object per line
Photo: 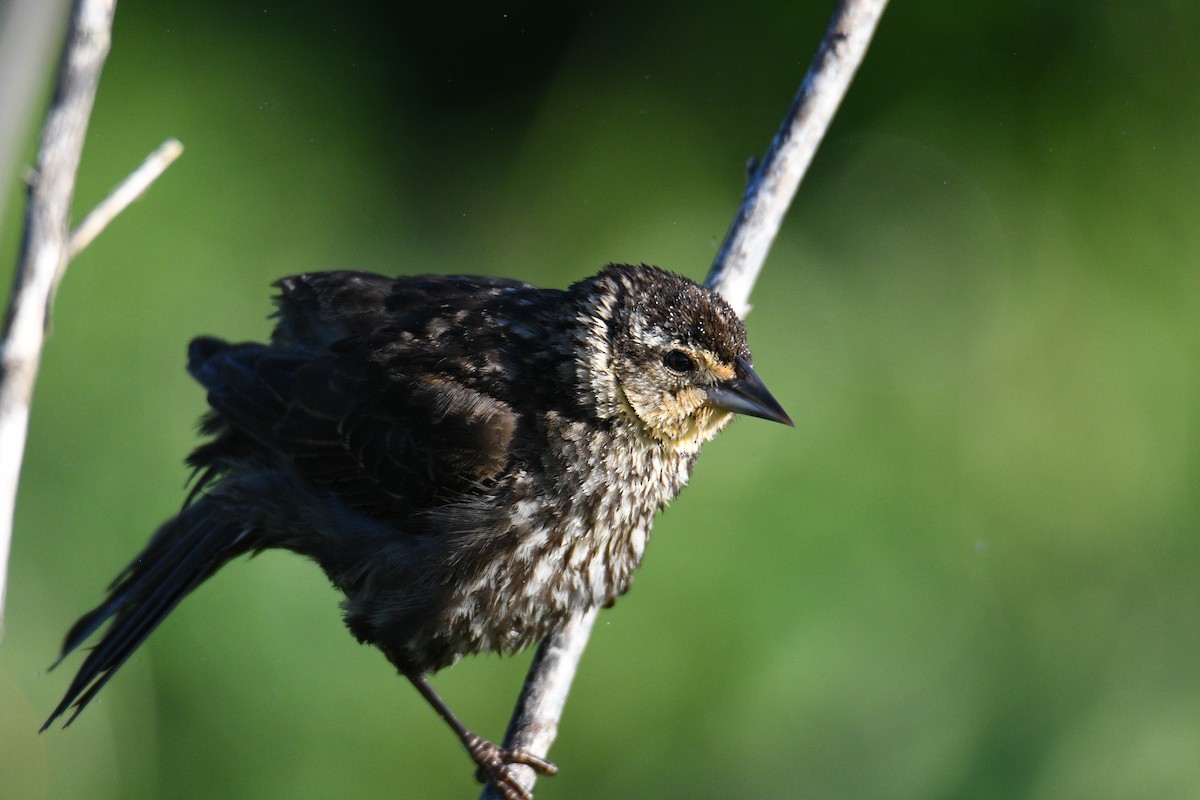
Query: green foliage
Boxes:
[{"xmin": 3, "ymin": 2, "xmax": 1199, "ymax": 798}]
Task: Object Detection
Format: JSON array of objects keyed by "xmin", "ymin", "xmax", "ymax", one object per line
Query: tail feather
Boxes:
[{"xmin": 42, "ymin": 500, "xmax": 252, "ymax": 731}]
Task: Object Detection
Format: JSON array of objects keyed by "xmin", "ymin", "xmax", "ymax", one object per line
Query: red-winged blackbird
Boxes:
[{"xmin": 43, "ymin": 264, "xmax": 790, "ymax": 799}]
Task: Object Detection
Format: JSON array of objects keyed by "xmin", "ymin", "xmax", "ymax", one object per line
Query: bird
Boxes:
[{"xmin": 43, "ymin": 263, "xmax": 791, "ymax": 799}]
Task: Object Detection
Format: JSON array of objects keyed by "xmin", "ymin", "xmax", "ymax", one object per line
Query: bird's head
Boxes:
[{"xmin": 572, "ymin": 264, "xmax": 792, "ymax": 453}]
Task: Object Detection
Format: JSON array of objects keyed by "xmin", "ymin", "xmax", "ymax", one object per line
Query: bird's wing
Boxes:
[
  {"xmin": 278, "ymin": 345, "xmax": 519, "ymax": 515},
  {"xmin": 271, "ymin": 271, "xmax": 398, "ymax": 349},
  {"xmin": 187, "ymin": 335, "xmax": 519, "ymax": 524},
  {"xmin": 188, "ymin": 272, "xmax": 551, "ymax": 522},
  {"xmin": 271, "ymin": 271, "xmax": 538, "ymax": 349},
  {"xmin": 189, "ymin": 340, "xmax": 518, "ymax": 522}
]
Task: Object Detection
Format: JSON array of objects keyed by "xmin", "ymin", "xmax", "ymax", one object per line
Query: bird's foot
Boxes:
[{"xmin": 464, "ymin": 732, "xmax": 557, "ymax": 800}]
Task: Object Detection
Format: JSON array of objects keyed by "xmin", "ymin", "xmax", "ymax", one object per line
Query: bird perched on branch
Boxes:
[{"xmin": 43, "ymin": 263, "xmax": 791, "ymax": 799}]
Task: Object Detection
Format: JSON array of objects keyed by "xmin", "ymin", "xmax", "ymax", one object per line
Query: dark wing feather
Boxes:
[
  {"xmin": 43, "ymin": 500, "xmax": 251, "ymax": 730},
  {"xmin": 189, "ymin": 273, "xmax": 528, "ymax": 524},
  {"xmin": 271, "ymin": 271, "xmax": 397, "ymax": 348},
  {"xmin": 271, "ymin": 270, "xmax": 536, "ymax": 349}
]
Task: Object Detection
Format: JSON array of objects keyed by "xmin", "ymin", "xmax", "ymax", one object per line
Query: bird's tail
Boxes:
[{"xmin": 41, "ymin": 498, "xmax": 253, "ymax": 730}]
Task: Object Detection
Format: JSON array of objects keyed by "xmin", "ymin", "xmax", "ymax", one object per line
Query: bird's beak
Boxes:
[{"xmin": 706, "ymin": 357, "xmax": 793, "ymax": 427}]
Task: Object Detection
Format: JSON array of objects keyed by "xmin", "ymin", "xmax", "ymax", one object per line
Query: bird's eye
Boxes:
[{"xmin": 663, "ymin": 349, "xmax": 695, "ymax": 374}]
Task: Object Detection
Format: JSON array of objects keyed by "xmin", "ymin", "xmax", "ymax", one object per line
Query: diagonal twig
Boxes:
[
  {"xmin": 707, "ymin": 0, "xmax": 889, "ymax": 311},
  {"xmin": 0, "ymin": 0, "xmax": 74, "ymax": 231},
  {"xmin": 68, "ymin": 137, "xmax": 184, "ymax": 260},
  {"xmin": 481, "ymin": 1, "xmax": 889, "ymax": 797}
]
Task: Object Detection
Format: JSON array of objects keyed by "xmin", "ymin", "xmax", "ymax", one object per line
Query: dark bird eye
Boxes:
[{"xmin": 663, "ymin": 349, "xmax": 695, "ymax": 374}]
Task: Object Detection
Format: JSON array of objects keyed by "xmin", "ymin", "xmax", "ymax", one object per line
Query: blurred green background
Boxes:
[{"xmin": 3, "ymin": 1, "xmax": 1199, "ymax": 798}]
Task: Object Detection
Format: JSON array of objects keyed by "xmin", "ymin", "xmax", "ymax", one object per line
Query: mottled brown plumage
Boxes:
[{"xmin": 44, "ymin": 264, "xmax": 791, "ymax": 799}]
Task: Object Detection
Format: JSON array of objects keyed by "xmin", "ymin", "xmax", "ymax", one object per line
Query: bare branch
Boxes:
[
  {"xmin": 0, "ymin": 0, "xmax": 116, "ymax": 638},
  {"xmin": 708, "ymin": 0, "xmax": 889, "ymax": 314},
  {"xmin": 485, "ymin": 608, "xmax": 599, "ymax": 797},
  {"xmin": 0, "ymin": 0, "xmax": 74, "ymax": 231},
  {"xmin": 481, "ymin": 1, "xmax": 890, "ymax": 796},
  {"xmin": 68, "ymin": 138, "xmax": 184, "ymax": 260}
]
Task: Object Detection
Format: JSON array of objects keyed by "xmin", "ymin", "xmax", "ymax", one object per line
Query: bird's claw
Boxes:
[{"xmin": 464, "ymin": 733, "xmax": 557, "ymax": 800}]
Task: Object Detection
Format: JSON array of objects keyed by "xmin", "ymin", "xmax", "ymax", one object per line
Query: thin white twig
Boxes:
[
  {"xmin": 481, "ymin": 1, "xmax": 889, "ymax": 797},
  {"xmin": 707, "ymin": 0, "xmax": 889, "ymax": 313},
  {"xmin": 68, "ymin": 138, "xmax": 184, "ymax": 260},
  {"xmin": 490, "ymin": 608, "xmax": 599, "ymax": 796},
  {"xmin": 0, "ymin": 0, "xmax": 74, "ymax": 230}
]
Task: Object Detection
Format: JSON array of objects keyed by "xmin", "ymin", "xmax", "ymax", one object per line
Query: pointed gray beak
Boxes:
[{"xmin": 705, "ymin": 357, "xmax": 793, "ymax": 427}]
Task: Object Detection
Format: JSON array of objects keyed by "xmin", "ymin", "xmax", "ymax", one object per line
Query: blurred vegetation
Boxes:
[{"xmin": 3, "ymin": 1, "xmax": 1199, "ymax": 798}]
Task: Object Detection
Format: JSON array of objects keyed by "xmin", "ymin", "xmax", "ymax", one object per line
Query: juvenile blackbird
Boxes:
[{"xmin": 43, "ymin": 263, "xmax": 791, "ymax": 798}]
